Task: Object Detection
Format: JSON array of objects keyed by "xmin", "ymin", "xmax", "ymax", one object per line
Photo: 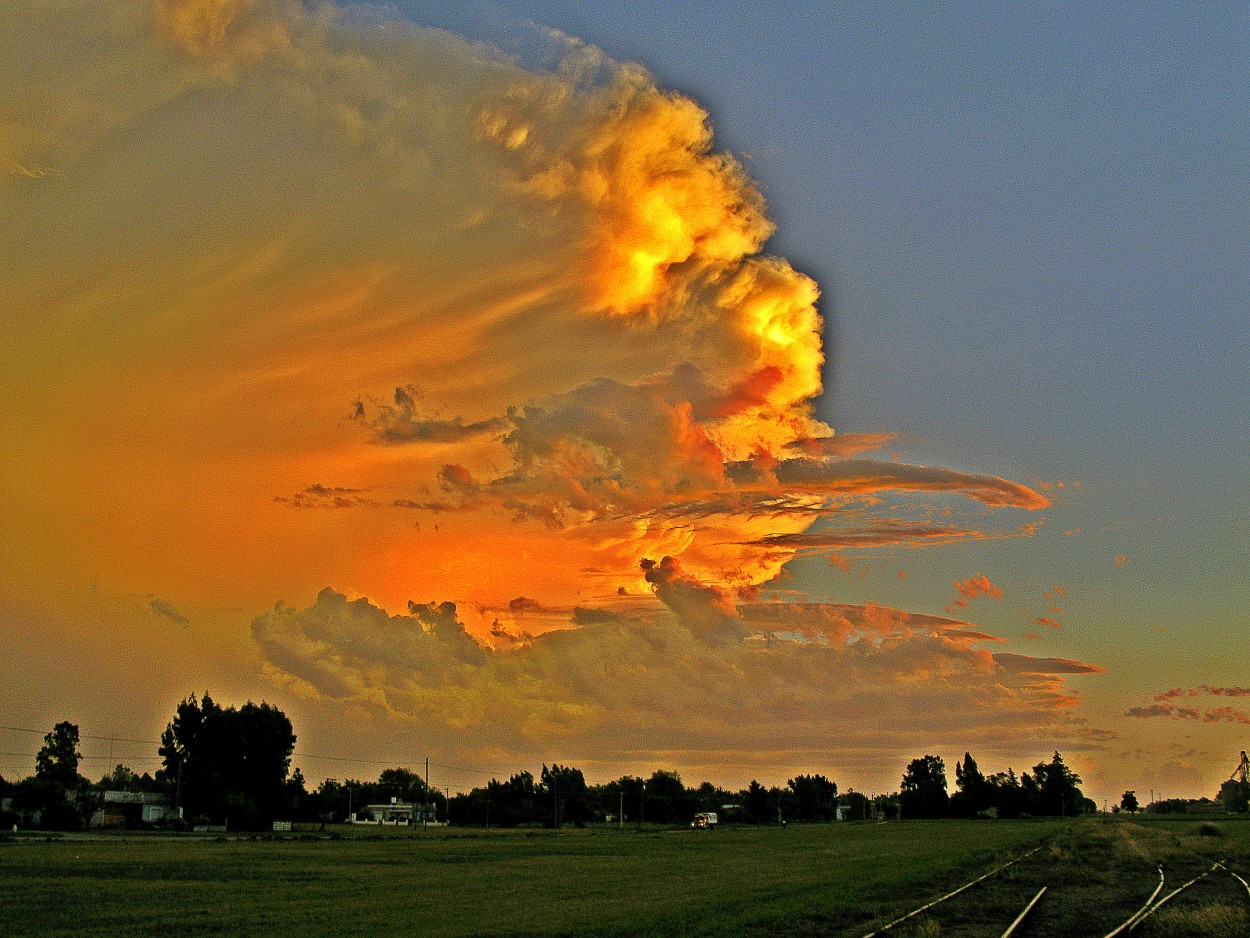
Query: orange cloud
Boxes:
[
  {"xmin": 2, "ymin": 0, "xmax": 1085, "ymax": 781},
  {"xmin": 254, "ymin": 563, "xmax": 1105, "ymax": 767},
  {"xmin": 1153, "ymin": 685, "xmax": 1250, "ymax": 702},
  {"xmin": 1204, "ymin": 706, "xmax": 1250, "ymax": 725},
  {"xmin": 1126, "ymin": 701, "xmax": 1249, "ymax": 724},
  {"xmin": 954, "ymin": 574, "xmax": 1004, "ymax": 601}
]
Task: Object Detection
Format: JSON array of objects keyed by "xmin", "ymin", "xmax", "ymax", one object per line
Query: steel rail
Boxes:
[
  {"xmin": 1225, "ymin": 863, "xmax": 1250, "ymax": 899},
  {"xmin": 1101, "ymin": 865, "xmax": 1164, "ymax": 938},
  {"xmin": 1125, "ymin": 862, "xmax": 1220, "ymax": 933},
  {"xmin": 861, "ymin": 846, "xmax": 1041, "ymax": 938},
  {"xmin": 1000, "ymin": 885, "xmax": 1047, "ymax": 938}
]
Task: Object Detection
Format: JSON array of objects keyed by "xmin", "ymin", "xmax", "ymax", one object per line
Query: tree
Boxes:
[
  {"xmin": 484, "ymin": 771, "xmax": 540, "ymax": 827},
  {"xmin": 36, "ymin": 722, "xmax": 82, "ymax": 788},
  {"xmin": 900, "ymin": 755, "xmax": 949, "ymax": 819},
  {"xmin": 644, "ymin": 770, "xmax": 693, "ymax": 824},
  {"xmin": 987, "ymin": 769, "xmax": 1026, "ymax": 819},
  {"xmin": 97, "ymin": 764, "xmax": 137, "ymax": 791},
  {"xmin": 951, "ymin": 753, "xmax": 993, "ymax": 818},
  {"xmin": 1030, "ymin": 752, "xmax": 1085, "ymax": 817},
  {"xmin": 541, "ymin": 764, "xmax": 592, "ymax": 827},
  {"xmin": 25, "ymin": 721, "xmax": 92, "ymax": 829},
  {"xmin": 839, "ymin": 790, "xmax": 871, "ymax": 821},
  {"xmin": 743, "ymin": 780, "xmax": 773, "ymax": 824},
  {"xmin": 377, "ymin": 767, "xmax": 428, "ymax": 803},
  {"xmin": 158, "ymin": 693, "xmax": 296, "ymax": 829},
  {"xmin": 1120, "ymin": 790, "xmax": 1139, "ymax": 814},
  {"xmin": 600, "ymin": 775, "xmax": 644, "ymax": 826},
  {"xmin": 786, "ymin": 774, "xmax": 838, "ymax": 822}
]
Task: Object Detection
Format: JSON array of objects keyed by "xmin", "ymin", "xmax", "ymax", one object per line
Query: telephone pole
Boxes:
[{"xmin": 425, "ymin": 757, "xmax": 430, "ymax": 826}]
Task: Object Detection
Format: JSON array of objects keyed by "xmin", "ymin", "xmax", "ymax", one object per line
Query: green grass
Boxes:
[{"xmin": 0, "ymin": 820, "xmax": 1064, "ymax": 937}]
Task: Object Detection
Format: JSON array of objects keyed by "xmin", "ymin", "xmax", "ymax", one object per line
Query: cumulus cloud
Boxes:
[
  {"xmin": 366, "ymin": 386, "xmax": 507, "ymax": 445},
  {"xmin": 2, "ymin": 0, "xmax": 1050, "ymax": 598},
  {"xmin": 2, "ymin": 0, "xmax": 1082, "ymax": 776},
  {"xmin": 954, "ymin": 574, "xmax": 1004, "ymax": 601},
  {"xmin": 255, "ymin": 563, "xmax": 1105, "ymax": 765}
]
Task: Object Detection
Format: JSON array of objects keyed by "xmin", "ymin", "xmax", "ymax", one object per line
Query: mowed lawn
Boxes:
[{"xmin": 1, "ymin": 820, "xmax": 1066, "ymax": 937}]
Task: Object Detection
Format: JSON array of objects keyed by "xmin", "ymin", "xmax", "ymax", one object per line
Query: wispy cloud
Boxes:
[
  {"xmin": 149, "ymin": 598, "xmax": 190, "ymax": 626},
  {"xmin": 276, "ymin": 484, "xmax": 374, "ymax": 510}
]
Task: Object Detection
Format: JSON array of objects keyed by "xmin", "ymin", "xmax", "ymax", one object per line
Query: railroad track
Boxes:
[{"xmin": 850, "ymin": 832, "xmax": 1250, "ymax": 937}]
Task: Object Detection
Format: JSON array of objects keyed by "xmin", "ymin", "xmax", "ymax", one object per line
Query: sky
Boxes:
[{"xmin": 1, "ymin": 0, "xmax": 1246, "ymax": 807}]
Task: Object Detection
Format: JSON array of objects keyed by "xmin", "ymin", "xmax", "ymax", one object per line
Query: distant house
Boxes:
[
  {"xmin": 90, "ymin": 791, "xmax": 175, "ymax": 828},
  {"xmin": 352, "ymin": 798, "xmax": 437, "ymax": 825},
  {"xmin": 1, "ymin": 796, "xmax": 39, "ymax": 828}
]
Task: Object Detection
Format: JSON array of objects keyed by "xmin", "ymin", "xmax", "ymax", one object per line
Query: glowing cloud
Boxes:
[
  {"xmin": 254, "ymin": 563, "xmax": 1105, "ymax": 766},
  {"xmin": 954, "ymin": 574, "xmax": 1004, "ymax": 601},
  {"xmin": 2, "ymin": 0, "xmax": 1083, "ymax": 779}
]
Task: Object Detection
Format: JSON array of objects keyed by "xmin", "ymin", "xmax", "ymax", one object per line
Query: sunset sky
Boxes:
[{"xmin": 2, "ymin": 0, "xmax": 1246, "ymax": 808}]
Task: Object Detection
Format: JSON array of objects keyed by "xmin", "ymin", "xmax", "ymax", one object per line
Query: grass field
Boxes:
[{"xmin": 3, "ymin": 817, "xmax": 1249, "ymax": 937}]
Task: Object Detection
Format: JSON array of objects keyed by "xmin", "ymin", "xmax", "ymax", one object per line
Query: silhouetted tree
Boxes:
[
  {"xmin": 1120, "ymin": 790, "xmax": 1139, "ymax": 814},
  {"xmin": 1030, "ymin": 752, "xmax": 1084, "ymax": 817},
  {"xmin": 36, "ymin": 722, "xmax": 82, "ymax": 789},
  {"xmin": 743, "ymin": 779, "xmax": 773, "ymax": 823},
  {"xmin": 950, "ymin": 753, "xmax": 993, "ymax": 818},
  {"xmin": 987, "ymin": 769, "xmax": 1027, "ymax": 819},
  {"xmin": 600, "ymin": 775, "xmax": 644, "ymax": 825},
  {"xmin": 900, "ymin": 755, "xmax": 949, "ymax": 819},
  {"xmin": 692, "ymin": 781, "xmax": 733, "ymax": 816},
  {"xmin": 482, "ymin": 771, "xmax": 540, "ymax": 827},
  {"xmin": 644, "ymin": 770, "xmax": 693, "ymax": 824},
  {"xmin": 839, "ymin": 790, "xmax": 871, "ymax": 821},
  {"xmin": 872, "ymin": 793, "xmax": 899, "ymax": 821},
  {"xmin": 22, "ymin": 721, "xmax": 93, "ymax": 829},
  {"xmin": 786, "ymin": 774, "xmax": 838, "ymax": 822},
  {"xmin": 377, "ymin": 767, "xmax": 428, "ymax": 803},
  {"xmin": 541, "ymin": 764, "xmax": 592, "ymax": 827},
  {"xmin": 158, "ymin": 693, "xmax": 296, "ymax": 829}
]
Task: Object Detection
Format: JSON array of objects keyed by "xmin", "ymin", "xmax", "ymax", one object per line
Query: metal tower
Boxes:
[{"xmin": 1231, "ymin": 750, "xmax": 1250, "ymax": 784}]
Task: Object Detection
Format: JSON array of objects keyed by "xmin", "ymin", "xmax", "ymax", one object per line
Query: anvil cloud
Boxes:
[{"xmin": 0, "ymin": 0, "xmax": 1104, "ymax": 780}]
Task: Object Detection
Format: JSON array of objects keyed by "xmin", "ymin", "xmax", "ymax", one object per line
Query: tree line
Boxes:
[{"xmin": 2, "ymin": 694, "xmax": 1100, "ymax": 831}]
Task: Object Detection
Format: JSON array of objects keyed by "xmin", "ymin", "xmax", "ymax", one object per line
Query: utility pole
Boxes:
[
  {"xmin": 425, "ymin": 757, "xmax": 430, "ymax": 826},
  {"xmin": 619, "ymin": 791, "xmax": 624, "ymax": 832}
]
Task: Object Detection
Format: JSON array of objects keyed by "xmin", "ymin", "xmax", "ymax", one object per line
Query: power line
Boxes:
[
  {"xmin": 0, "ymin": 724, "xmax": 158, "ymax": 746},
  {"xmin": 0, "ymin": 722, "xmax": 508, "ymax": 779},
  {"xmin": 0, "ymin": 751, "xmax": 155, "ymax": 762}
]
